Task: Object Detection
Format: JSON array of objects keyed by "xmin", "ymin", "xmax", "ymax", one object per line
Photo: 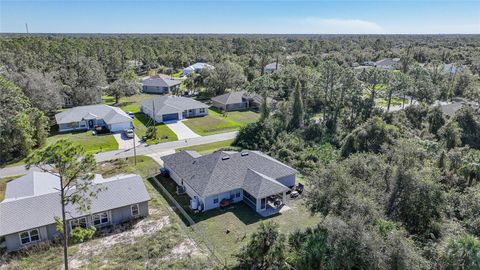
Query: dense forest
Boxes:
[{"xmin": 1, "ymin": 34, "xmax": 480, "ymax": 269}]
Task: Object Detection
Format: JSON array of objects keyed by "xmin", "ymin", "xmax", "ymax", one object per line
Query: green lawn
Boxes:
[
  {"xmin": 176, "ymin": 139, "xmax": 235, "ymax": 154},
  {"xmin": 2, "ymin": 156, "xmax": 214, "ymax": 269},
  {"xmin": 157, "ymin": 175, "xmax": 320, "ymax": 265},
  {"xmin": 46, "ymin": 131, "xmax": 119, "ymax": 154},
  {"xmin": 183, "ymin": 109, "xmax": 259, "ymax": 136},
  {"xmin": 376, "ymin": 97, "xmax": 405, "ymax": 108},
  {"xmin": 103, "ymin": 94, "xmax": 178, "ymax": 145}
]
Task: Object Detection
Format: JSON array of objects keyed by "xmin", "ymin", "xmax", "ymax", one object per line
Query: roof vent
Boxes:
[
  {"xmin": 241, "ymin": 152, "xmax": 249, "ymax": 156},
  {"xmin": 222, "ymin": 156, "xmax": 230, "ymax": 160}
]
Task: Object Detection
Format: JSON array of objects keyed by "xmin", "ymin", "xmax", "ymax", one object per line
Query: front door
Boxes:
[{"xmin": 88, "ymin": 119, "xmax": 95, "ymax": 129}]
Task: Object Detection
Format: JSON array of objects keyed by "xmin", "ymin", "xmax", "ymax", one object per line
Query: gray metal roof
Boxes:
[
  {"xmin": 375, "ymin": 58, "xmax": 400, "ymax": 68},
  {"xmin": 162, "ymin": 150, "xmax": 297, "ymax": 198},
  {"xmin": 141, "ymin": 96, "xmax": 209, "ymax": 116},
  {"xmin": 142, "ymin": 75, "xmax": 181, "ymax": 87},
  {"xmin": 55, "ymin": 104, "xmax": 132, "ymax": 125},
  {"xmin": 264, "ymin": 62, "xmax": 282, "ymax": 71},
  {"xmin": 0, "ymin": 173, "xmax": 150, "ymax": 236}
]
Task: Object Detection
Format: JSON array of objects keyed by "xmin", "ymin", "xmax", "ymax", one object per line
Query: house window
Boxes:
[
  {"xmin": 19, "ymin": 229, "xmax": 40, "ymax": 245},
  {"xmin": 236, "ymin": 192, "xmax": 241, "ymax": 198},
  {"xmin": 93, "ymin": 212, "xmax": 109, "ymax": 226},
  {"xmin": 70, "ymin": 217, "xmax": 87, "ymax": 230},
  {"xmin": 131, "ymin": 204, "xmax": 140, "ymax": 217},
  {"xmin": 199, "ymin": 108, "xmax": 206, "ymax": 113},
  {"xmin": 213, "ymin": 198, "xmax": 219, "ymax": 204}
]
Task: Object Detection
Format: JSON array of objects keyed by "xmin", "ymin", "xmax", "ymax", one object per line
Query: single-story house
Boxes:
[
  {"xmin": 182, "ymin": 63, "xmax": 214, "ymax": 77},
  {"xmin": 141, "ymin": 96, "xmax": 209, "ymax": 123},
  {"xmin": 55, "ymin": 104, "xmax": 133, "ymax": 132},
  {"xmin": 0, "ymin": 172, "xmax": 150, "ymax": 252},
  {"xmin": 211, "ymin": 90, "xmax": 273, "ymax": 112},
  {"xmin": 162, "ymin": 150, "xmax": 298, "ymax": 215},
  {"xmin": 433, "ymin": 98, "xmax": 479, "ymax": 118},
  {"xmin": 442, "ymin": 63, "xmax": 465, "ymax": 75},
  {"xmin": 264, "ymin": 62, "xmax": 282, "ymax": 73},
  {"xmin": 375, "ymin": 58, "xmax": 400, "ymax": 70},
  {"xmin": 142, "ymin": 75, "xmax": 181, "ymax": 94}
]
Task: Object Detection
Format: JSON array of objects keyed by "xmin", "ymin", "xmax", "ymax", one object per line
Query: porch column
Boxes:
[{"xmin": 283, "ymin": 191, "xmax": 287, "ymax": 205}]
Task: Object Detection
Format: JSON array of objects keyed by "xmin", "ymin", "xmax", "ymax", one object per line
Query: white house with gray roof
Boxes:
[
  {"xmin": 142, "ymin": 75, "xmax": 181, "ymax": 94},
  {"xmin": 162, "ymin": 150, "xmax": 297, "ymax": 216},
  {"xmin": 141, "ymin": 96, "xmax": 209, "ymax": 123},
  {"xmin": 182, "ymin": 62, "xmax": 214, "ymax": 77},
  {"xmin": 0, "ymin": 172, "xmax": 150, "ymax": 252},
  {"xmin": 211, "ymin": 90, "xmax": 271, "ymax": 112},
  {"xmin": 55, "ymin": 104, "xmax": 133, "ymax": 132},
  {"xmin": 264, "ymin": 62, "xmax": 282, "ymax": 73}
]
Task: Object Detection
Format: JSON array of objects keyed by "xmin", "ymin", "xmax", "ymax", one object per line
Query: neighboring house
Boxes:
[
  {"xmin": 141, "ymin": 96, "xmax": 209, "ymax": 123},
  {"xmin": 443, "ymin": 63, "xmax": 465, "ymax": 75},
  {"xmin": 142, "ymin": 75, "xmax": 181, "ymax": 94},
  {"xmin": 264, "ymin": 62, "xmax": 282, "ymax": 73},
  {"xmin": 433, "ymin": 98, "xmax": 479, "ymax": 118},
  {"xmin": 162, "ymin": 150, "xmax": 298, "ymax": 216},
  {"xmin": 182, "ymin": 63, "xmax": 214, "ymax": 76},
  {"xmin": 0, "ymin": 172, "xmax": 150, "ymax": 252},
  {"xmin": 375, "ymin": 58, "xmax": 400, "ymax": 70},
  {"xmin": 55, "ymin": 104, "xmax": 133, "ymax": 133},
  {"xmin": 211, "ymin": 90, "xmax": 270, "ymax": 111}
]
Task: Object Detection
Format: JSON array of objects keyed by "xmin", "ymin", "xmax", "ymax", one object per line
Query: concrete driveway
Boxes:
[
  {"xmin": 164, "ymin": 120, "xmax": 200, "ymax": 140},
  {"xmin": 113, "ymin": 133, "xmax": 142, "ymax": 150}
]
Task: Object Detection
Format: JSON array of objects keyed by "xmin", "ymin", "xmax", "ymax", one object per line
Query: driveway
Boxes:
[
  {"xmin": 0, "ymin": 132, "xmax": 237, "ymax": 178},
  {"xmin": 164, "ymin": 120, "xmax": 200, "ymax": 140},
  {"xmin": 113, "ymin": 133, "xmax": 142, "ymax": 150}
]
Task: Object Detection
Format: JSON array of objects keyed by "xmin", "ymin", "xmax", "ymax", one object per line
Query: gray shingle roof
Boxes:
[
  {"xmin": 55, "ymin": 104, "xmax": 132, "ymax": 125},
  {"xmin": 0, "ymin": 173, "xmax": 150, "ymax": 236},
  {"xmin": 141, "ymin": 96, "xmax": 209, "ymax": 116},
  {"xmin": 211, "ymin": 91, "xmax": 272, "ymax": 106},
  {"xmin": 162, "ymin": 151, "xmax": 297, "ymax": 198},
  {"xmin": 375, "ymin": 58, "xmax": 400, "ymax": 68},
  {"xmin": 142, "ymin": 75, "xmax": 181, "ymax": 87}
]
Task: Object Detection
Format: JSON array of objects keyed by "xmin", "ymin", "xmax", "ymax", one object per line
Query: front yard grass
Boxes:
[
  {"xmin": 183, "ymin": 109, "xmax": 259, "ymax": 136},
  {"xmin": 46, "ymin": 131, "xmax": 118, "ymax": 154},
  {"xmin": 157, "ymin": 175, "xmax": 320, "ymax": 265},
  {"xmin": 103, "ymin": 94, "xmax": 178, "ymax": 145},
  {"xmin": 176, "ymin": 139, "xmax": 235, "ymax": 154},
  {"xmin": 1, "ymin": 156, "xmax": 214, "ymax": 269}
]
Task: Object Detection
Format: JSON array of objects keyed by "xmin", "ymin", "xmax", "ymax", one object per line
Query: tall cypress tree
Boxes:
[{"xmin": 290, "ymin": 80, "xmax": 304, "ymax": 130}]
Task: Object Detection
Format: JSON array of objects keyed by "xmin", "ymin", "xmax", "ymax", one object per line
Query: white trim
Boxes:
[
  {"xmin": 92, "ymin": 211, "xmax": 110, "ymax": 226},
  {"xmin": 131, "ymin": 204, "xmax": 140, "ymax": 217},
  {"xmin": 70, "ymin": 216, "xmax": 88, "ymax": 231},
  {"xmin": 18, "ymin": 228, "xmax": 40, "ymax": 245}
]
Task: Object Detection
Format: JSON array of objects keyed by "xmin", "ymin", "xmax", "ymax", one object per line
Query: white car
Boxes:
[{"xmin": 124, "ymin": 129, "xmax": 135, "ymax": 139}]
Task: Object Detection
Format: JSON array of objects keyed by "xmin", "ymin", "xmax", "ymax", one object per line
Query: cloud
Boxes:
[{"xmin": 296, "ymin": 17, "xmax": 385, "ymax": 34}]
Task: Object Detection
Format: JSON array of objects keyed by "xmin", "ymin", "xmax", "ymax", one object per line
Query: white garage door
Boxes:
[{"xmin": 110, "ymin": 122, "xmax": 132, "ymax": 132}]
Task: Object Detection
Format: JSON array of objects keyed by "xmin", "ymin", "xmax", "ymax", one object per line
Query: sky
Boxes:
[{"xmin": 1, "ymin": 0, "xmax": 479, "ymax": 34}]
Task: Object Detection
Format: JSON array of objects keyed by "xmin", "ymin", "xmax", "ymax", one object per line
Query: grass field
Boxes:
[
  {"xmin": 157, "ymin": 175, "xmax": 320, "ymax": 265},
  {"xmin": 183, "ymin": 109, "xmax": 259, "ymax": 136},
  {"xmin": 376, "ymin": 97, "xmax": 405, "ymax": 108},
  {"xmin": 46, "ymin": 131, "xmax": 119, "ymax": 154},
  {"xmin": 176, "ymin": 139, "xmax": 235, "ymax": 154},
  {"xmin": 103, "ymin": 94, "xmax": 178, "ymax": 144},
  {"xmin": 2, "ymin": 156, "xmax": 214, "ymax": 269}
]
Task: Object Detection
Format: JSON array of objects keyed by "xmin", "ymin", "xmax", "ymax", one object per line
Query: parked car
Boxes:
[{"xmin": 124, "ymin": 129, "xmax": 135, "ymax": 138}]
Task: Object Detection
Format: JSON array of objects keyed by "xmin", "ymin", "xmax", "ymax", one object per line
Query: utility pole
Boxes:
[
  {"xmin": 133, "ymin": 127, "xmax": 137, "ymax": 166},
  {"xmin": 25, "ymin": 23, "xmax": 29, "ymax": 34}
]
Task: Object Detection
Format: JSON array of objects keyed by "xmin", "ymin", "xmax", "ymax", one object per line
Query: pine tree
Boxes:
[{"xmin": 290, "ymin": 80, "xmax": 304, "ymax": 130}]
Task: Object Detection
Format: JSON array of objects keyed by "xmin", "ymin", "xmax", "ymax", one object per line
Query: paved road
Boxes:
[{"xmin": 0, "ymin": 131, "xmax": 237, "ymax": 178}]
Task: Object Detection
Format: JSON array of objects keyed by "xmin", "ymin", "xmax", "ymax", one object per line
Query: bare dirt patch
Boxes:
[{"xmin": 70, "ymin": 216, "xmax": 170, "ymax": 269}]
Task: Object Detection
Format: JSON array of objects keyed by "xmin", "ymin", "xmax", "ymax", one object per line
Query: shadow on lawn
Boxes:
[{"xmin": 153, "ymin": 175, "xmax": 278, "ymax": 227}]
